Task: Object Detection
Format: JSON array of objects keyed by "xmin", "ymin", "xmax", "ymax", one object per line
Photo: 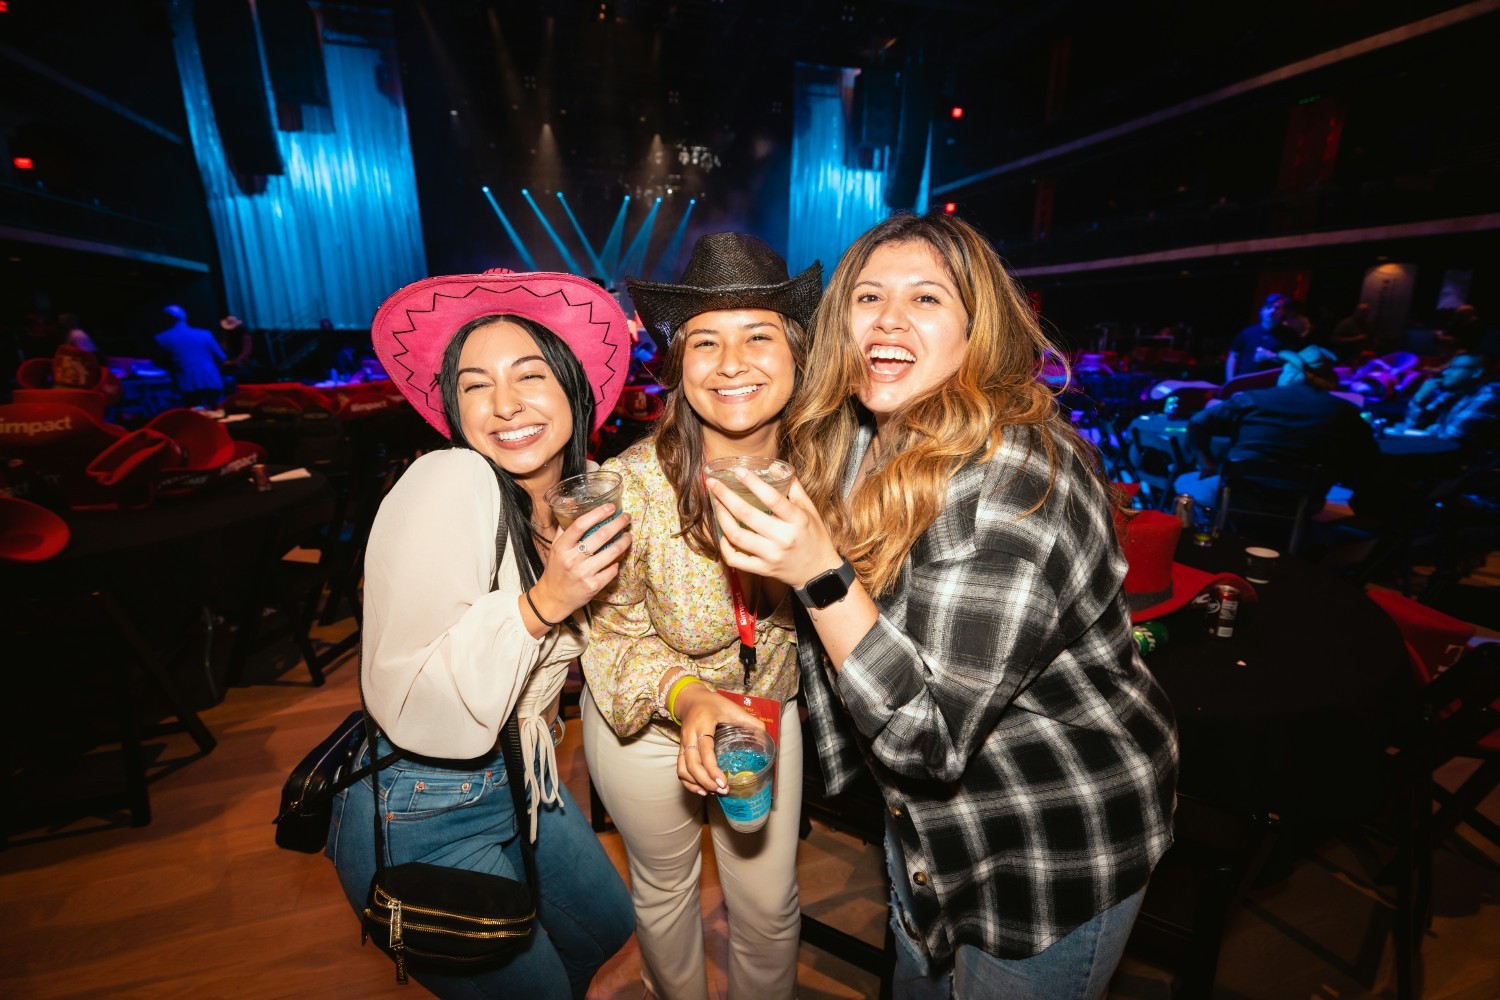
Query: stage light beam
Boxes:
[
  {"xmin": 650, "ymin": 199, "xmax": 698, "ymax": 280},
  {"xmin": 556, "ymin": 193, "xmax": 607, "ymax": 278},
  {"xmin": 601, "ymin": 195, "xmax": 630, "ymax": 277},
  {"xmin": 481, "ymin": 186, "xmax": 539, "ymax": 271},
  {"xmin": 618, "ymin": 197, "xmax": 662, "ymax": 283},
  {"xmin": 520, "ymin": 187, "xmax": 581, "ymax": 274}
]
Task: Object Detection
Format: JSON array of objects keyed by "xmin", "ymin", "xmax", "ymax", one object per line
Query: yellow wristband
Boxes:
[{"xmin": 666, "ymin": 676, "xmax": 703, "ymax": 725}]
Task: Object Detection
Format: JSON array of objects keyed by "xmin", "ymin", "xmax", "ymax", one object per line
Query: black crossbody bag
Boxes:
[
  {"xmin": 357, "ymin": 500, "xmax": 540, "ymax": 983},
  {"xmin": 359, "ymin": 710, "xmax": 537, "ymax": 983},
  {"xmin": 272, "ymin": 710, "xmax": 403, "ymax": 853}
]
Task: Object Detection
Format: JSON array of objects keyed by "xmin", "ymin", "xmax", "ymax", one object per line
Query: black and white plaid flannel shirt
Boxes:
[{"xmin": 799, "ymin": 422, "xmax": 1179, "ymax": 964}]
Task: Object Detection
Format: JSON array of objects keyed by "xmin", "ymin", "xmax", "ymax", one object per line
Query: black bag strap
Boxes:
[
  {"xmin": 365, "ymin": 499, "xmax": 538, "ymax": 897},
  {"xmin": 365, "ymin": 711, "xmax": 536, "ymax": 896}
]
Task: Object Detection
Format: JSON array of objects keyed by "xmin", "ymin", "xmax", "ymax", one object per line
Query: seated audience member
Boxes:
[
  {"xmin": 1402, "ymin": 352, "xmax": 1499, "ymax": 451},
  {"xmin": 1329, "ymin": 303, "xmax": 1372, "ymax": 362},
  {"xmin": 155, "ymin": 305, "xmax": 226, "ymax": 408},
  {"xmin": 1224, "ymin": 292, "xmax": 1297, "ymax": 382},
  {"xmin": 1435, "ymin": 304, "xmax": 1484, "ymax": 358},
  {"xmin": 58, "ymin": 313, "xmax": 100, "ymax": 355},
  {"xmin": 1175, "ymin": 345, "xmax": 1379, "ymax": 509}
]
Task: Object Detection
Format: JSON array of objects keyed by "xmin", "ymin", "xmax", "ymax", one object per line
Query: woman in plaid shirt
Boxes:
[{"xmin": 705, "ymin": 213, "xmax": 1179, "ymax": 999}]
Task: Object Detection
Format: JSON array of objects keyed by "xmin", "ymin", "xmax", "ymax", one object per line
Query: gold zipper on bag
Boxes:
[{"xmin": 371, "ymin": 886, "xmax": 534, "ymax": 927}]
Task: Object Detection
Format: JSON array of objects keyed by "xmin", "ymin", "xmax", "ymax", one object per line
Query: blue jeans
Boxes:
[
  {"xmin": 326, "ymin": 736, "xmax": 635, "ymax": 999},
  {"xmin": 890, "ymin": 886, "xmax": 1146, "ymax": 1000}
]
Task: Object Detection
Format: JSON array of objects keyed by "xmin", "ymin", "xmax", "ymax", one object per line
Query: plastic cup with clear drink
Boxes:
[
  {"xmin": 544, "ymin": 471, "xmax": 623, "ymax": 542},
  {"xmin": 704, "ymin": 456, "xmax": 794, "ymax": 522}
]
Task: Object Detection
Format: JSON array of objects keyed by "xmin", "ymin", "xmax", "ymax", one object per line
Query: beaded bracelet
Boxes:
[
  {"xmin": 666, "ymin": 675, "xmax": 704, "ymax": 725},
  {"xmin": 524, "ymin": 588, "xmax": 564, "ymax": 628},
  {"xmin": 654, "ymin": 666, "xmax": 688, "ymax": 718}
]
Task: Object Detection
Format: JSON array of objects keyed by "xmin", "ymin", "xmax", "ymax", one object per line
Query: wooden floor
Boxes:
[{"xmin": 5, "ymin": 616, "xmax": 1499, "ymax": 1000}]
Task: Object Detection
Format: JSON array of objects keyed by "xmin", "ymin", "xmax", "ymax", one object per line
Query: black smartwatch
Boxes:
[{"xmin": 794, "ymin": 557, "xmax": 856, "ymax": 610}]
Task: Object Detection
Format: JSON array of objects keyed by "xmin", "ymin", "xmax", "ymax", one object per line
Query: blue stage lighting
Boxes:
[
  {"xmin": 482, "ymin": 187, "xmax": 539, "ymax": 271},
  {"xmin": 555, "ymin": 193, "xmax": 608, "ymax": 279},
  {"xmin": 650, "ymin": 198, "xmax": 698, "ymax": 279},
  {"xmin": 521, "ymin": 188, "xmax": 582, "ymax": 274}
]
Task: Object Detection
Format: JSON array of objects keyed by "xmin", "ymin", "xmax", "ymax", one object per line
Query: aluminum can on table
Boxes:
[
  {"xmin": 1205, "ymin": 583, "xmax": 1240, "ymax": 638},
  {"xmin": 1172, "ymin": 494, "xmax": 1195, "ymax": 528},
  {"xmin": 1131, "ymin": 621, "xmax": 1170, "ymax": 656}
]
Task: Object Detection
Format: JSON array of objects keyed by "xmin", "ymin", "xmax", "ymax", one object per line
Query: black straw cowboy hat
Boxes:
[{"xmin": 626, "ymin": 232, "xmax": 821, "ymax": 345}]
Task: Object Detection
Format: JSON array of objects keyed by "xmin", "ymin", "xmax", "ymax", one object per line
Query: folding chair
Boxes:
[{"xmin": 1215, "ymin": 458, "xmax": 1325, "ymax": 554}]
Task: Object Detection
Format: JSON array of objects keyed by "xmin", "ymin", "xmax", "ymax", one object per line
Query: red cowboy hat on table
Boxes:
[
  {"xmin": 0, "ymin": 497, "xmax": 70, "ymax": 563},
  {"xmin": 0, "ymin": 401, "xmax": 126, "ymax": 462},
  {"xmin": 334, "ymin": 382, "xmax": 407, "ymax": 420},
  {"xmin": 371, "ymin": 268, "xmax": 630, "ymax": 438},
  {"xmin": 15, "ymin": 346, "xmax": 123, "ymax": 404},
  {"xmin": 1118, "ymin": 509, "xmax": 1258, "ymax": 622},
  {"xmin": 84, "ymin": 409, "xmax": 264, "ymax": 507}
]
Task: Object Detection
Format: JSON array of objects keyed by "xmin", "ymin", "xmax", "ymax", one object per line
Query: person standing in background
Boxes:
[
  {"xmin": 155, "ymin": 304, "xmax": 225, "ymax": 408},
  {"xmin": 1224, "ymin": 293, "xmax": 1297, "ymax": 382},
  {"xmin": 219, "ymin": 316, "xmax": 254, "ymax": 368}
]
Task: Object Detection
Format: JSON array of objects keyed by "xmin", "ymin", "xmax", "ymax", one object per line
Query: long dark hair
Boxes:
[{"xmin": 438, "ymin": 314, "xmax": 595, "ymax": 587}]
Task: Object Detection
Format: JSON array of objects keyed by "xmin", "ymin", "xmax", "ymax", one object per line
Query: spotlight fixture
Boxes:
[
  {"xmin": 12, "ymin": 156, "xmax": 33, "ymax": 170},
  {"xmin": 943, "ymin": 202, "xmax": 956, "ymax": 214},
  {"xmin": 950, "ymin": 107, "xmax": 963, "ymax": 119}
]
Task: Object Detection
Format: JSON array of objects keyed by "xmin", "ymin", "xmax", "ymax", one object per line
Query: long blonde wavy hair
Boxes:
[{"xmin": 785, "ymin": 212, "xmax": 1099, "ymax": 596}]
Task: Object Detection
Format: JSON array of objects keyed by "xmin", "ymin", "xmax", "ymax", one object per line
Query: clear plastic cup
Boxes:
[
  {"xmin": 704, "ymin": 456, "xmax": 793, "ymax": 517},
  {"xmin": 544, "ymin": 471, "xmax": 623, "ymax": 540},
  {"xmin": 713, "ymin": 724, "xmax": 776, "ymax": 833}
]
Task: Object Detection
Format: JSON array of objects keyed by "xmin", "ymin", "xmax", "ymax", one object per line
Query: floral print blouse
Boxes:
[{"xmin": 584, "ymin": 439, "xmax": 799, "ymax": 739}]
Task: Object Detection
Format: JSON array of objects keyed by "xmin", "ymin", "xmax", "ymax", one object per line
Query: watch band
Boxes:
[{"xmin": 794, "ymin": 557, "xmax": 856, "ymax": 610}]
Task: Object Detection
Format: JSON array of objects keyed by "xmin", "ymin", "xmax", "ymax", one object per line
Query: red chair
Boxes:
[
  {"xmin": 1369, "ymin": 588, "xmax": 1499, "ymax": 1000},
  {"xmin": 1216, "ymin": 368, "xmax": 1279, "ymax": 401}
]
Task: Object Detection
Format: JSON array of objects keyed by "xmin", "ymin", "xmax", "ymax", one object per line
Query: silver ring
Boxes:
[{"xmin": 577, "ymin": 541, "xmax": 589, "ymax": 554}]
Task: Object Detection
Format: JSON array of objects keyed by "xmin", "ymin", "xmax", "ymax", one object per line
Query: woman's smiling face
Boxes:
[
  {"xmin": 455, "ymin": 319, "xmax": 573, "ymax": 487},
  {"xmin": 850, "ymin": 240, "xmax": 970, "ymax": 419},
  {"xmin": 677, "ymin": 308, "xmax": 796, "ymax": 453}
]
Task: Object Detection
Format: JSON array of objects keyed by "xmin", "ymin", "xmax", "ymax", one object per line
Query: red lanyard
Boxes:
[
  {"xmin": 725, "ymin": 565, "xmax": 757, "ymax": 680},
  {"xmin": 706, "ymin": 464, "xmax": 758, "ymax": 681}
]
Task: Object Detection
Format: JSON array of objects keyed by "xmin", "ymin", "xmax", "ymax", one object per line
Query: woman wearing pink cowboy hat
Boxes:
[{"xmin": 324, "ymin": 269, "xmax": 636, "ymax": 998}]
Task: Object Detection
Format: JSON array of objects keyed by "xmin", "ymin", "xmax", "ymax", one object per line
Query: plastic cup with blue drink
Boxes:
[
  {"xmin": 545, "ymin": 471, "xmax": 623, "ymax": 544},
  {"xmin": 713, "ymin": 723, "xmax": 776, "ymax": 833}
]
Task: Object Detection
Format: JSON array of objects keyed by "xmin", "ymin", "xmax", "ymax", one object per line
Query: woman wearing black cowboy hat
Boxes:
[{"xmin": 581, "ymin": 233, "xmax": 820, "ymax": 1000}]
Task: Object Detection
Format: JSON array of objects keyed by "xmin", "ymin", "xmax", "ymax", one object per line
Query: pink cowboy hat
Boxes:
[{"xmin": 370, "ymin": 268, "xmax": 630, "ymax": 438}]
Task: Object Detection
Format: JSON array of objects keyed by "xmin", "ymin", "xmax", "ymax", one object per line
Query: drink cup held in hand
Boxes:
[
  {"xmin": 705, "ymin": 456, "xmax": 794, "ymax": 518},
  {"xmin": 713, "ymin": 724, "xmax": 776, "ymax": 833},
  {"xmin": 544, "ymin": 471, "xmax": 623, "ymax": 541},
  {"xmin": 1244, "ymin": 546, "xmax": 1279, "ymax": 585}
]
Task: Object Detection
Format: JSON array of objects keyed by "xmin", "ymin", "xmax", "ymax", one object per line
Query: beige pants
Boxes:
[{"xmin": 582, "ymin": 687, "xmax": 802, "ymax": 1000}]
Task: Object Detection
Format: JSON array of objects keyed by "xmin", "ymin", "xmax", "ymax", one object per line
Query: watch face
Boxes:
[{"xmin": 804, "ymin": 569, "xmax": 849, "ymax": 608}]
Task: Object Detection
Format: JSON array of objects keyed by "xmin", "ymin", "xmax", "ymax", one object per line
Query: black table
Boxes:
[
  {"xmin": 4, "ymin": 470, "xmax": 335, "ymax": 738},
  {"xmin": 1144, "ymin": 535, "xmax": 1409, "ymax": 840}
]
